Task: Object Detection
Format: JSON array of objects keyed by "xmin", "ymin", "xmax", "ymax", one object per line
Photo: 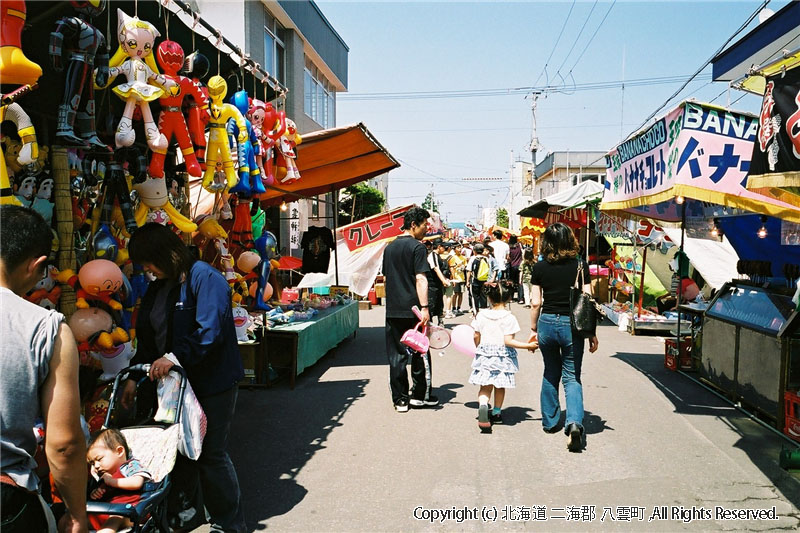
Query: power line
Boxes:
[
  {"xmin": 339, "ymin": 74, "xmax": 712, "ymax": 101},
  {"xmin": 629, "ymin": 0, "xmax": 771, "ymax": 137},
  {"xmin": 533, "ymin": 0, "xmax": 576, "ymax": 87},
  {"xmin": 564, "ymin": 0, "xmax": 616, "ymax": 83},
  {"xmin": 552, "ymin": 0, "xmax": 599, "ymax": 85}
]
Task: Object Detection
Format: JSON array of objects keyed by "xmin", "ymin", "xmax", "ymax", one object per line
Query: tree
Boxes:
[
  {"xmin": 496, "ymin": 207, "xmax": 509, "ymax": 228},
  {"xmin": 421, "ymin": 192, "xmax": 439, "ymax": 213},
  {"xmin": 338, "ymin": 183, "xmax": 386, "ymax": 226}
]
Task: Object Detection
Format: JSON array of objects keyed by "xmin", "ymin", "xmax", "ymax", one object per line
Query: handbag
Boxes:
[
  {"xmin": 570, "ymin": 261, "xmax": 603, "ymax": 336},
  {"xmin": 401, "ymin": 321, "xmax": 430, "ymax": 354}
]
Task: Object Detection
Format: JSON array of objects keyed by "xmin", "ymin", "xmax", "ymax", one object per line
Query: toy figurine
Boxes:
[
  {"xmin": 252, "ymin": 231, "xmax": 277, "ymax": 311},
  {"xmin": 57, "ymin": 258, "xmax": 125, "ymax": 310},
  {"xmin": 25, "ymin": 265, "xmax": 61, "ymax": 310},
  {"xmin": 246, "ymin": 99, "xmax": 268, "ymax": 180},
  {"xmin": 149, "ymin": 41, "xmax": 209, "ymax": 178},
  {"xmin": 229, "ymin": 197, "xmax": 255, "ymax": 251},
  {"xmin": 50, "ymin": 0, "xmax": 110, "ymax": 148},
  {"xmin": 133, "ymin": 177, "xmax": 197, "ymax": 233},
  {"xmin": 257, "ymin": 102, "xmax": 286, "ymax": 189},
  {"xmin": 31, "ymin": 173, "xmax": 54, "ymax": 224},
  {"xmin": 14, "ymin": 173, "xmax": 36, "ymax": 205},
  {"xmin": 276, "ymin": 118, "xmax": 301, "ymax": 183},
  {"xmin": 90, "ymin": 341, "xmax": 135, "ymax": 382},
  {"xmin": 102, "ymin": 9, "xmax": 172, "ymax": 151},
  {"xmin": 183, "ymin": 51, "xmax": 211, "ymax": 170},
  {"xmin": 68, "ymin": 307, "xmax": 129, "ymax": 354},
  {"xmin": 1, "ymin": 85, "xmax": 39, "ymax": 205},
  {"xmin": 203, "ymin": 75, "xmax": 248, "ymax": 192},
  {"xmin": 1, "ymin": 0, "xmax": 42, "ymax": 86},
  {"xmin": 228, "ymin": 90, "xmax": 265, "ymax": 196}
]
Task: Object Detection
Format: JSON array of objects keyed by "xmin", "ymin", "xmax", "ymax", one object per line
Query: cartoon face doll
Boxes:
[{"xmin": 100, "ymin": 9, "xmax": 172, "ymax": 151}]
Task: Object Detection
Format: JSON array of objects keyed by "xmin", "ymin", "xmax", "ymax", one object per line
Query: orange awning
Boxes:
[{"xmin": 189, "ymin": 122, "xmax": 399, "ymax": 215}]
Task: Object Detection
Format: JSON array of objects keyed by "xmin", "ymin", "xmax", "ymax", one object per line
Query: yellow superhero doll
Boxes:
[
  {"xmin": 1, "ymin": 86, "xmax": 39, "ymax": 206},
  {"xmin": 203, "ymin": 75, "xmax": 248, "ymax": 193}
]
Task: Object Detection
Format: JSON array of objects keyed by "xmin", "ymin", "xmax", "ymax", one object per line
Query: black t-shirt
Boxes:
[
  {"xmin": 530, "ymin": 257, "xmax": 591, "ymax": 315},
  {"xmin": 301, "ymin": 226, "xmax": 335, "ymax": 273},
  {"xmin": 383, "ymin": 235, "xmax": 430, "ymax": 319}
]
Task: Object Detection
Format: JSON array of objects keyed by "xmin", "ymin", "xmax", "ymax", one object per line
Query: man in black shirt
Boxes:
[{"xmin": 382, "ymin": 207, "xmax": 439, "ymax": 412}]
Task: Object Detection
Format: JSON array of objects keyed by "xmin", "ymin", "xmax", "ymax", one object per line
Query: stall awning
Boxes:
[
  {"xmin": 600, "ymin": 101, "xmax": 800, "ymax": 223},
  {"xmin": 259, "ymin": 123, "xmax": 399, "ymax": 205},
  {"xmin": 518, "ymin": 180, "xmax": 603, "ymax": 217},
  {"xmin": 711, "ymin": 1, "xmax": 800, "ymax": 94}
]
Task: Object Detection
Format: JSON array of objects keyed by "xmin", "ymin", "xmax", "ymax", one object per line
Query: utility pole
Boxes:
[{"xmin": 526, "ymin": 91, "xmax": 542, "ymax": 167}]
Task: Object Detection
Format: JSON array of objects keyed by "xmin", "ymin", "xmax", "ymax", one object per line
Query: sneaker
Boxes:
[
  {"xmin": 444, "ymin": 312, "xmax": 455, "ymax": 319},
  {"xmin": 394, "ymin": 399, "xmax": 409, "ymax": 413},
  {"xmin": 409, "ymin": 396, "xmax": 439, "ymax": 408},
  {"xmin": 566, "ymin": 423, "xmax": 583, "ymax": 452},
  {"xmin": 489, "ymin": 412, "xmax": 503, "ymax": 425},
  {"xmin": 478, "ymin": 404, "xmax": 491, "ymax": 433}
]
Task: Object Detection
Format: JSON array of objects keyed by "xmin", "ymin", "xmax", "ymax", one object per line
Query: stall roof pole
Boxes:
[
  {"xmin": 677, "ymin": 201, "xmax": 687, "ymax": 350},
  {"xmin": 333, "ymin": 191, "xmax": 340, "ymax": 285},
  {"xmin": 637, "ymin": 245, "xmax": 647, "ymax": 318}
]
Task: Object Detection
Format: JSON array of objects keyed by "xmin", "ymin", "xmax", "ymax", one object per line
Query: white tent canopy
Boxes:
[
  {"xmin": 518, "ymin": 180, "xmax": 604, "ymax": 216},
  {"xmin": 662, "ymin": 229, "xmax": 740, "ymax": 290}
]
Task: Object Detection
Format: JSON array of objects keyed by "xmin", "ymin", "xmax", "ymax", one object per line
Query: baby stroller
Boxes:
[{"xmin": 86, "ymin": 364, "xmax": 188, "ymax": 533}]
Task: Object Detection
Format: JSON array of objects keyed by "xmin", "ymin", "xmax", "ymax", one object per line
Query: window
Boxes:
[
  {"xmin": 264, "ymin": 9, "xmax": 285, "ymax": 84},
  {"xmin": 303, "ymin": 56, "xmax": 336, "ymax": 128}
]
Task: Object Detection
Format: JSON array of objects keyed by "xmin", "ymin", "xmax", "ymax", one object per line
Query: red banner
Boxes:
[{"xmin": 339, "ymin": 205, "xmax": 412, "ymax": 251}]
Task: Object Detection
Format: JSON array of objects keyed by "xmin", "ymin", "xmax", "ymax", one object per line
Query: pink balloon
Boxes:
[
  {"xmin": 262, "ymin": 282, "xmax": 274, "ymax": 302},
  {"xmin": 451, "ymin": 324, "xmax": 476, "ymax": 356}
]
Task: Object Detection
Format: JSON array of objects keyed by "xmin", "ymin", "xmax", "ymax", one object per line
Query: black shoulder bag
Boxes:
[{"xmin": 570, "ymin": 261, "xmax": 603, "ymax": 336}]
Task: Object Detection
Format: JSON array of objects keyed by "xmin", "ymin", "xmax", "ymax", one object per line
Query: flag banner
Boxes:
[
  {"xmin": 339, "ymin": 205, "xmax": 411, "ymax": 251},
  {"xmin": 748, "ymin": 66, "xmax": 800, "ymax": 187}
]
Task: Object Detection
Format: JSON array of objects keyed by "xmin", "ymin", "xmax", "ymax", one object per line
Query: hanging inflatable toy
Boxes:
[
  {"xmin": 100, "ymin": 9, "xmax": 173, "ymax": 151},
  {"xmin": 50, "ymin": 0, "xmax": 109, "ymax": 148},
  {"xmin": 228, "ymin": 90, "xmax": 265, "ymax": 196},
  {"xmin": 31, "ymin": 173, "xmax": 55, "ymax": 224},
  {"xmin": 133, "ymin": 177, "xmax": 197, "ymax": 233},
  {"xmin": 203, "ymin": 75, "xmax": 248, "ymax": 192},
  {"xmin": 149, "ymin": 40, "xmax": 209, "ymax": 178},
  {"xmin": 252, "ymin": 231, "xmax": 278, "ymax": 311},
  {"xmin": 0, "ymin": 0, "xmax": 42, "ymax": 86},
  {"xmin": 1, "ymin": 85, "xmax": 39, "ymax": 206},
  {"xmin": 57, "ymin": 258, "xmax": 126, "ymax": 311},
  {"xmin": 183, "ymin": 51, "xmax": 211, "ymax": 170},
  {"xmin": 25, "ymin": 265, "xmax": 62, "ymax": 310},
  {"xmin": 259, "ymin": 102, "xmax": 287, "ymax": 188},
  {"xmin": 276, "ymin": 118, "xmax": 302, "ymax": 183},
  {"xmin": 246, "ymin": 99, "xmax": 268, "ymax": 180}
]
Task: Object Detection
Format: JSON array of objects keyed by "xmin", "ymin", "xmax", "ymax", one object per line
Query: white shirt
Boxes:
[
  {"xmin": 489, "ymin": 240, "xmax": 510, "ymax": 271},
  {"xmin": 471, "ymin": 309, "xmax": 520, "ymax": 346}
]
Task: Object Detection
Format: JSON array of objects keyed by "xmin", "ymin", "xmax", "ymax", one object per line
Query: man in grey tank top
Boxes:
[{"xmin": 1, "ymin": 206, "xmax": 89, "ymax": 532}]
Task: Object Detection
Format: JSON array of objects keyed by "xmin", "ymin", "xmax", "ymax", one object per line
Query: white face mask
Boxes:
[{"xmin": 145, "ymin": 271, "xmax": 157, "ymax": 282}]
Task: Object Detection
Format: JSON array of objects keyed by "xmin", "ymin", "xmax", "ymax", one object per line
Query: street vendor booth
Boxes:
[{"xmin": 601, "ymin": 99, "xmax": 800, "ymax": 430}]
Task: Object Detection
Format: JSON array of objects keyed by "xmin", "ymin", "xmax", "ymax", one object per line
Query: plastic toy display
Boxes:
[
  {"xmin": 101, "ymin": 9, "xmax": 173, "ymax": 151},
  {"xmin": 58, "ymin": 259, "xmax": 126, "ymax": 311},
  {"xmin": 149, "ymin": 40, "xmax": 209, "ymax": 178},
  {"xmin": 276, "ymin": 118, "xmax": 301, "ymax": 183},
  {"xmin": 1, "ymin": 0, "xmax": 42, "ymax": 86},
  {"xmin": 50, "ymin": 0, "xmax": 110, "ymax": 148},
  {"xmin": 202, "ymin": 75, "xmax": 248, "ymax": 192},
  {"xmin": 183, "ymin": 50, "xmax": 211, "ymax": 170},
  {"xmin": 228, "ymin": 90, "xmax": 265, "ymax": 196},
  {"xmin": 1, "ymin": 86, "xmax": 40, "ymax": 206},
  {"xmin": 133, "ymin": 177, "xmax": 197, "ymax": 234}
]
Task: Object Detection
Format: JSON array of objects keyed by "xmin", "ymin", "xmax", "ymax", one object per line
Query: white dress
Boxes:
[
  {"xmin": 111, "ymin": 58, "xmax": 164, "ymax": 102},
  {"xmin": 468, "ymin": 309, "xmax": 520, "ymax": 388}
]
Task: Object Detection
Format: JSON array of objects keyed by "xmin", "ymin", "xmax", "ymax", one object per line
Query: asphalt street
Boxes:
[{"xmin": 204, "ymin": 303, "xmax": 800, "ymax": 532}]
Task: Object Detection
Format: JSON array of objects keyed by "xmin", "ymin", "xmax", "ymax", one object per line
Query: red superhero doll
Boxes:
[
  {"xmin": 148, "ymin": 41, "xmax": 209, "ymax": 178},
  {"xmin": 184, "ymin": 51, "xmax": 210, "ymax": 170}
]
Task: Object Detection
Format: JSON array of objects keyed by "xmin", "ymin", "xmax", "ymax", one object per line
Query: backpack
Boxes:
[{"xmin": 472, "ymin": 256, "xmax": 490, "ymax": 282}]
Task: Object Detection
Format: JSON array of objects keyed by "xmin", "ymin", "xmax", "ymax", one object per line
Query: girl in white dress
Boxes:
[{"xmin": 469, "ymin": 280, "xmax": 538, "ymax": 433}]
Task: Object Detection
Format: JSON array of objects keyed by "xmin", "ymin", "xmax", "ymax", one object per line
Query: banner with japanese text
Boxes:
[
  {"xmin": 601, "ymin": 101, "xmax": 800, "ymax": 223},
  {"xmin": 339, "ymin": 205, "xmax": 412, "ymax": 251}
]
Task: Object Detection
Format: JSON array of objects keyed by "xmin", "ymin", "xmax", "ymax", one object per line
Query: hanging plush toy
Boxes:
[
  {"xmin": 149, "ymin": 40, "xmax": 209, "ymax": 179},
  {"xmin": 183, "ymin": 51, "xmax": 211, "ymax": 170},
  {"xmin": 228, "ymin": 90, "xmax": 265, "ymax": 196},
  {"xmin": 31, "ymin": 173, "xmax": 54, "ymax": 224},
  {"xmin": 0, "ymin": 0, "xmax": 42, "ymax": 86},
  {"xmin": 50, "ymin": 0, "xmax": 109, "ymax": 148},
  {"xmin": 100, "ymin": 9, "xmax": 172, "ymax": 151},
  {"xmin": 133, "ymin": 177, "xmax": 197, "ymax": 233},
  {"xmin": 1, "ymin": 85, "xmax": 39, "ymax": 206},
  {"xmin": 252, "ymin": 231, "xmax": 278, "ymax": 311},
  {"xmin": 276, "ymin": 118, "xmax": 301, "ymax": 183},
  {"xmin": 203, "ymin": 75, "xmax": 248, "ymax": 192},
  {"xmin": 246, "ymin": 99, "xmax": 267, "ymax": 180},
  {"xmin": 25, "ymin": 265, "xmax": 62, "ymax": 310},
  {"xmin": 57, "ymin": 259, "xmax": 126, "ymax": 311},
  {"xmin": 258, "ymin": 102, "xmax": 286, "ymax": 189}
]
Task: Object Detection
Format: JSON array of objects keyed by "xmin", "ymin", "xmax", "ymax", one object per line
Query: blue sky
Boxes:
[{"xmin": 317, "ymin": 1, "xmax": 786, "ymax": 223}]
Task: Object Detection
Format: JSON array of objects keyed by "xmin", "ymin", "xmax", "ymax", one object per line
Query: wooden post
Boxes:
[
  {"xmin": 637, "ymin": 245, "xmax": 647, "ymax": 318},
  {"xmin": 52, "ymin": 146, "xmax": 76, "ymax": 318}
]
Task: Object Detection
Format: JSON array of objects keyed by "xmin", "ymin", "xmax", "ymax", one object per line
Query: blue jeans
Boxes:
[{"xmin": 538, "ymin": 313, "xmax": 585, "ymax": 432}]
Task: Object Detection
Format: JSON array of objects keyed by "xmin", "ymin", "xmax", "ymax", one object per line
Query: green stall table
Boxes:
[{"xmin": 264, "ymin": 301, "xmax": 359, "ymax": 388}]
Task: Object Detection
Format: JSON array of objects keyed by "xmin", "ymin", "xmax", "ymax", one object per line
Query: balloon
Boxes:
[
  {"xmin": 451, "ymin": 324, "xmax": 476, "ymax": 356},
  {"xmin": 263, "ymin": 282, "xmax": 273, "ymax": 302}
]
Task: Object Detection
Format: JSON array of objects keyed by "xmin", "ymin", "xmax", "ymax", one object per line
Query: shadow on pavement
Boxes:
[
  {"xmin": 613, "ymin": 350, "xmax": 800, "ymax": 509},
  {"xmin": 230, "ymin": 379, "xmax": 368, "ymax": 529}
]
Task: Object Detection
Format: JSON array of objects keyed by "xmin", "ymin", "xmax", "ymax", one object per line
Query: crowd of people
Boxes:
[{"xmin": 383, "ymin": 208, "xmax": 599, "ymax": 453}]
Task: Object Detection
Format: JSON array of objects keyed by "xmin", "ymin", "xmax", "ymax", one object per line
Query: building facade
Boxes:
[
  {"xmin": 508, "ymin": 157, "xmax": 534, "ymax": 232},
  {"xmin": 532, "ymin": 151, "xmax": 607, "ymax": 202},
  {"xmin": 196, "ymin": 0, "xmax": 348, "ymax": 255}
]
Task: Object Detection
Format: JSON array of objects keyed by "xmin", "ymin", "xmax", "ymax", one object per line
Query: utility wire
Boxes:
[
  {"xmin": 629, "ymin": 0, "xmax": 771, "ymax": 137},
  {"xmin": 552, "ymin": 0, "xmax": 599, "ymax": 84},
  {"xmin": 564, "ymin": 0, "xmax": 616, "ymax": 82},
  {"xmin": 340, "ymin": 74, "xmax": 712, "ymax": 101},
  {"xmin": 533, "ymin": 0, "xmax": 576, "ymax": 87}
]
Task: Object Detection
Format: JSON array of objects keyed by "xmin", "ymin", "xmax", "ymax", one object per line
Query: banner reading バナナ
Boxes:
[{"xmin": 604, "ymin": 106, "xmax": 682, "ymax": 204}]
